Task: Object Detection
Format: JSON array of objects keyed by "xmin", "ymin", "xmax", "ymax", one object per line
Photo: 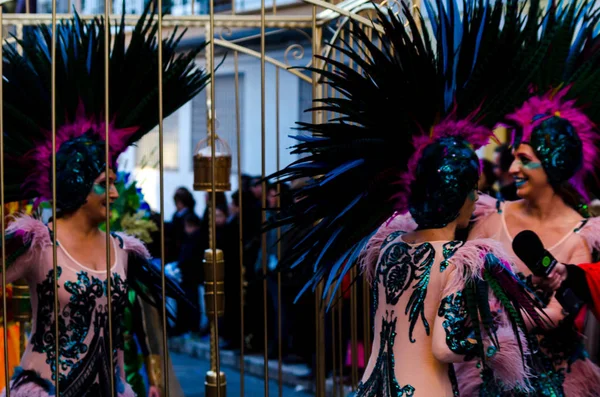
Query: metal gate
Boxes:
[{"xmin": 0, "ymin": 0, "xmax": 406, "ymax": 396}]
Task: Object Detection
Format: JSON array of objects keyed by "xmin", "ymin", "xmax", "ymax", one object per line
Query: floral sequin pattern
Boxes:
[
  {"xmin": 438, "ymin": 291, "xmax": 477, "ymax": 356},
  {"xmin": 31, "ymin": 267, "xmax": 128, "ymax": 397},
  {"xmin": 355, "ymin": 312, "xmax": 415, "ymax": 397},
  {"xmin": 440, "ymin": 240, "xmax": 463, "ymax": 272},
  {"xmin": 377, "ymin": 241, "xmax": 435, "ymax": 342}
]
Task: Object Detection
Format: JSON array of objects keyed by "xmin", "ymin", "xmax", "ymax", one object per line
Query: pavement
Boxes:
[
  {"xmin": 170, "ymin": 336, "xmax": 354, "ymax": 396},
  {"xmin": 171, "ymin": 351, "xmax": 315, "ymax": 397}
]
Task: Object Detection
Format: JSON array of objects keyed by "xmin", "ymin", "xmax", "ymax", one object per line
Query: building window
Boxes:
[
  {"xmin": 191, "ymin": 73, "xmax": 244, "ymax": 172},
  {"xmin": 135, "ymin": 111, "xmax": 180, "ymax": 170}
]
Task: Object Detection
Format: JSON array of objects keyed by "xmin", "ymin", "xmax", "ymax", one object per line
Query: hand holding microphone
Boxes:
[{"xmin": 512, "ymin": 230, "xmax": 585, "ymax": 315}]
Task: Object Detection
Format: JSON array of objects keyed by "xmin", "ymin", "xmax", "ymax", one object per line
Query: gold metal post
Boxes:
[
  {"xmin": 350, "ymin": 267, "xmax": 358, "ymax": 389},
  {"xmin": 232, "ymin": 1, "xmax": 245, "ymax": 392},
  {"xmin": 338, "ymin": 289, "xmax": 343, "ymax": 397},
  {"xmin": 103, "ymin": 1, "xmax": 115, "ymax": 395},
  {"xmin": 156, "ymin": 0, "xmax": 171, "ymax": 394},
  {"xmin": 12, "ymin": 279, "xmax": 30, "ymax": 357},
  {"xmin": 204, "ymin": 0, "xmax": 226, "ymax": 391},
  {"xmin": 0, "ymin": 5, "xmax": 9, "ymax": 396},
  {"xmin": 50, "ymin": 0, "xmax": 60, "ymax": 392},
  {"xmin": 260, "ymin": 0, "xmax": 269, "ymax": 390}
]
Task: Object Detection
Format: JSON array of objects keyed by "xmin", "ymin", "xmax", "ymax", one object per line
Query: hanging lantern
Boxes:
[{"xmin": 193, "ymin": 133, "xmax": 232, "ymax": 192}]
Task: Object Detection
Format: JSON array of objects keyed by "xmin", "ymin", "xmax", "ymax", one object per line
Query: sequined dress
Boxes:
[
  {"xmin": 0, "ymin": 216, "xmax": 138, "ymax": 397},
  {"xmin": 463, "ymin": 197, "xmax": 600, "ymax": 397},
  {"xmin": 357, "ymin": 215, "xmax": 531, "ymax": 397}
]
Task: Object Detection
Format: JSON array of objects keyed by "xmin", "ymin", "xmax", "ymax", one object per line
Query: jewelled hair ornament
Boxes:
[
  {"xmin": 263, "ymin": 0, "xmax": 548, "ymax": 302},
  {"xmin": 402, "ymin": 116, "xmax": 494, "ymax": 229},
  {"xmin": 2, "ymin": 4, "xmax": 210, "ymax": 211},
  {"xmin": 499, "ymin": 0, "xmax": 600, "ymax": 201}
]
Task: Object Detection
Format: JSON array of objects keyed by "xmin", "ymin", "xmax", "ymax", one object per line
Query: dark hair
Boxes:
[
  {"xmin": 494, "ymin": 143, "xmax": 514, "ymax": 173},
  {"xmin": 231, "ymin": 190, "xmax": 240, "ymax": 207},
  {"xmin": 409, "ymin": 137, "xmax": 480, "ymax": 229},
  {"xmin": 174, "ymin": 187, "xmax": 196, "ymax": 210},
  {"xmin": 184, "ymin": 212, "xmax": 202, "ymax": 228}
]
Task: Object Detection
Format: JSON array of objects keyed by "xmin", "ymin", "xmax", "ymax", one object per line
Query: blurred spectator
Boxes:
[
  {"xmin": 478, "ymin": 158, "xmax": 497, "ymax": 197},
  {"xmin": 494, "ymin": 144, "xmax": 519, "ymax": 201}
]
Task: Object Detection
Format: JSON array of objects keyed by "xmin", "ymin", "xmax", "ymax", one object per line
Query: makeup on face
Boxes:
[
  {"xmin": 92, "ymin": 172, "xmax": 117, "ymax": 196},
  {"xmin": 512, "ymin": 151, "xmax": 543, "ymax": 188}
]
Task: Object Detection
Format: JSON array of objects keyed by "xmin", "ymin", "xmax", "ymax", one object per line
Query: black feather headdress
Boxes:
[{"xmin": 265, "ymin": 0, "xmax": 550, "ymax": 304}]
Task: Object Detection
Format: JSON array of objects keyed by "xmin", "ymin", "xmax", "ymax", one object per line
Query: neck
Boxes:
[
  {"xmin": 521, "ymin": 190, "xmax": 570, "ymax": 221},
  {"xmin": 55, "ymin": 212, "xmax": 101, "ymax": 238},
  {"xmin": 406, "ymin": 222, "xmax": 458, "ymax": 244}
]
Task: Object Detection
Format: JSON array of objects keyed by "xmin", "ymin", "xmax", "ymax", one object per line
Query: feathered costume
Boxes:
[
  {"xmin": 0, "ymin": 5, "xmax": 209, "ymax": 397},
  {"xmin": 265, "ymin": 0, "xmax": 551, "ymax": 395},
  {"xmin": 467, "ymin": 1, "xmax": 600, "ymax": 395}
]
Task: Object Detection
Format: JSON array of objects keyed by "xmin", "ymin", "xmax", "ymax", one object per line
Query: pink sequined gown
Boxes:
[
  {"xmin": 457, "ymin": 195, "xmax": 600, "ymax": 397},
  {"xmin": 0, "ymin": 215, "xmax": 140, "ymax": 397}
]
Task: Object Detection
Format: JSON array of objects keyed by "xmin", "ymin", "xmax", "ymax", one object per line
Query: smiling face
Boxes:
[
  {"xmin": 509, "ymin": 144, "xmax": 549, "ymax": 199},
  {"xmin": 77, "ymin": 170, "xmax": 119, "ymax": 224}
]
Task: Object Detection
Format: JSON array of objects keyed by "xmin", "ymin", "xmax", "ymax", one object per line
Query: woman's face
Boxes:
[
  {"xmin": 509, "ymin": 144, "xmax": 548, "ymax": 199},
  {"xmin": 80, "ymin": 170, "xmax": 119, "ymax": 223},
  {"xmin": 456, "ymin": 189, "xmax": 479, "ymax": 229}
]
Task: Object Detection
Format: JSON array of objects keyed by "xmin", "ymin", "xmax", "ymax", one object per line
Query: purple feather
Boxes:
[
  {"xmin": 20, "ymin": 101, "xmax": 139, "ymax": 201},
  {"xmin": 502, "ymin": 86, "xmax": 600, "ymax": 201}
]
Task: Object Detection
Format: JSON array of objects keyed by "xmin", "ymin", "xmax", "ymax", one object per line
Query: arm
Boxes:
[{"xmin": 433, "ymin": 267, "xmax": 477, "ymax": 363}]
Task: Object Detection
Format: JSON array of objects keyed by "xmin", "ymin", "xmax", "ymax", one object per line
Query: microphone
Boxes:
[
  {"xmin": 512, "ymin": 230, "xmax": 584, "ymax": 315},
  {"xmin": 512, "ymin": 230, "xmax": 557, "ymax": 277}
]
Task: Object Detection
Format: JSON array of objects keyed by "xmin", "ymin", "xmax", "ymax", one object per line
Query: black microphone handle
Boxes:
[{"xmin": 554, "ymin": 283, "xmax": 585, "ymax": 316}]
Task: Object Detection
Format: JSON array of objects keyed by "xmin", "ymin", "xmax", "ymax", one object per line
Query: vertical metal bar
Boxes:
[
  {"xmin": 314, "ymin": 286, "xmax": 321, "ymax": 396},
  {"xmin": 156, "ymin": 0, "xmax": 171, "ymax": 394},
  {"xmin": 273, "ymin": 3, "xmax": 282, "ymax": 394},
  {"xmin": 232, "ymin": 1, "xmax": 244, "ymax": 394},
  {"xmin": 331, "ymin": 303, "xmax": 336, "ymax": 397},
  {"xmin": 103, "ymin": 1, "xmax": 115, "ymax": 395},
  {"xmin": 208, "ymin": 0, "xmax": 222, "ymax": 394},
  {"xmin": 362, "ymin": 277, "xmax": 370, "ymax": 367},
  {"xmin": 50, "ymin": 0, "xmax": 60, "ymax": 393},
  {"xmin": 275, "ymin": 66, "xmax": 283, "ymax": 397},
  {"xmin": 350, "ymin": 267, "xmax": 358, "ymax": 389},
  {"xmin": 0, "ymin": 6, "xmax": 9, "ymax": 397},
  {"xmin": 260, "ymin": 0, "xmax": 269, "ymax": 391},
  {"xmin": 337, "ymin": 289, "xmax": 343, "ymax": 397}
]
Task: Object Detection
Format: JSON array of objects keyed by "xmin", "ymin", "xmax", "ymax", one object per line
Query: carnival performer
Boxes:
[
  {"xmin": 263, "ymin": 0, "xmax": 552, "ymax": 395},
  {"xmin": 0, "ymin": 4, "xmax": 210, "ymax": 396},
  {"xmin": 461, "ymin": 1, "xmax": 600, "ymax": 395}
]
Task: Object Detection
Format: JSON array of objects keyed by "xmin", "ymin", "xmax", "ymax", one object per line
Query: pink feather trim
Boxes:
[
  {"xmin": 21, "ymin": 102, "xmax": 138, "ymax": 201},
  {"xmin": 503, "ymin": 87, "xmax": 600, "ymax": 201},
  {"xmin": 562, "ymin": 358, "xmax": 600, "ymax": 397},
  {"xmin": 6, "ymin": 214, "xmax": 52, "ymax": 250},
  {"xmin": 120, "ymin": 383, "xmax": 137, "ymax": 397},
  {"xmin": 576, "ymin": 216, "xmax": 600, "ymax": 254},
  {"xmin": 442, "ymin": 238, "xmax": 515, "ymax": 296},
  {"xmin": 455, "ymin": 326, "xmax": 532, "ymax": 396},
  {"xmin": 472, "ymin": 194, "xmax": 501, "ymax": 223},
  {"xmin": 359, "ymin": 211, "xmax": 417, "ymax": 283},
  {"xmin": 0, "ymin": 382, "xmax": 52, "ymax": 397},
  {"xmin": 115, "ymin": 232, "xmax": 152, "ymax": 260},
  {"xmin": 1, "ymin": 380, "xmax": 138, "ymax": 397}
]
